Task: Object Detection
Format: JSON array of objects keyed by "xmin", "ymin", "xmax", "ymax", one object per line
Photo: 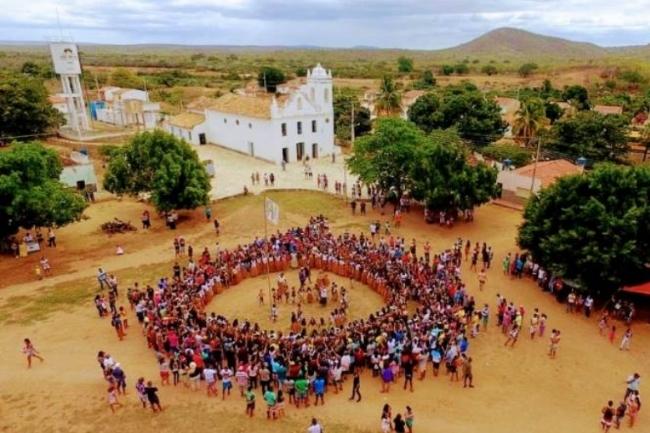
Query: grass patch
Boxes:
[{"xmin": 0, "ymin": 261, "xmax": 174, "ymax": 325}]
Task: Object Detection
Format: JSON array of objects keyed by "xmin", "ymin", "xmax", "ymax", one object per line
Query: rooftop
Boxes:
[
  {"xmin": 187, "ymin": 96, "xmax": 218, "ymax": 112},
  {"xmin": 593, "ymin": 105, "xmax": 623, "ymax": 115},
  {"xmin": 209, "ymin": 92, "xmax": 277, "ymax": 119},
  {"xmin": 514, "ymin": 159, "xmax": 581, "ymax": 187},
  {"xmin": 168, "ymin": 112, "xmax": 206, "ymax": 129}
]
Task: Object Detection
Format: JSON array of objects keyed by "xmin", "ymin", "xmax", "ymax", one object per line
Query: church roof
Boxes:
[
  {"xmin": 209, "ymin": 93, "xmax": 275, "ymax": 119},
  {"xmin": 168, "ymin": 112, "xmax": 206, "ymax": 129}
]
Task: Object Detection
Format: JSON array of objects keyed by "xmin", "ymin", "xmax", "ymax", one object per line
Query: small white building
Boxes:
[
  {"xmin": 95, "ymin": 87, "xmax": 160, "ymax": 129},
  {"xmin": 48, "ymin": 94, "xmax": 70, "ymax": 126},
  {"xmin": 165, "ymin": 64, "xmax": 335, "ymax": 164}
]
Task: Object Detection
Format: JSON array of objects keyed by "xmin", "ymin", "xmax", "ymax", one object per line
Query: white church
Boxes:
[{"xmin": 166, "ymin": 64, "xmax": 336, "ymax": 164}]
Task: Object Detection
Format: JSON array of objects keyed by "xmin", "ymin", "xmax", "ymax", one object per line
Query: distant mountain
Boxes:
[{"xmin": 440, "ymin": 27, "xmax": 608, "ymax": 59}]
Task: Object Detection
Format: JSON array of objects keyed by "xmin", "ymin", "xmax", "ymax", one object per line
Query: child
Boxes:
[
  {"xmin": 619, "ymin": 328, "xmax": 632, "ymax": 351},
  {"xmin": 608, "ymin": 325, "xmax": 616, "ymax": 344},
  {"xmin": 107, "ymin": 385, "xmax": 123, "ymax": 413},
  {"xmin": 22, "ymin": 338, "xmax": 44, "ymax": 368},
  {"xmin": 220, "ymin": 366, "xmax": 233, "ymax": 400},
  {"xmin": 135, "ymin": 377, "xmax": 148, "ymax": 408},
  {"xmin": 245, "ymin": 385, "xmax": 256, "ymax": 417}
]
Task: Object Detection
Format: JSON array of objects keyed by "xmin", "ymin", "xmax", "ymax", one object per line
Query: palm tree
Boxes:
[
  {"xmin": 512, "ymin": 98, "xmax": 546, "ymax": 147},
  {"xmin": 375, "ymin": 75, "xmax": 402, "ymax": 117}
]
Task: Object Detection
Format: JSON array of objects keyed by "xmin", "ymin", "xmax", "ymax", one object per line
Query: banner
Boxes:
[{"xmin": 265, "ymin": 197, "xmax": 279, "ymax": 225}]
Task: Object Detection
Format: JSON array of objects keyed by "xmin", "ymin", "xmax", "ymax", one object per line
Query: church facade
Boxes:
[{"xmin": 166, "ymin": 64, "xmax": 336, "ymax": 164}]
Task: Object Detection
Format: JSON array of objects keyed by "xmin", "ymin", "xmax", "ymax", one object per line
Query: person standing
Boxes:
[
  {"xmin": 601, "ymin": 400, "xmax": 615, "ymax": 432},
  {"xmin": 478, "ymin": 268, "xmax": 487, "ymax": 291},
  {"xmin": 145, "ymin": 381, "xmax": 163, "ymax": 412},
  {"xmin": 307, "ymin": 418, "xmax": 323, "ymax": 433},
  {"xmin": 245, "ymin": 385, "xmax": 256, "ymax": 417},
  {"xmin": 394, "ymin": 413, "xmax": 406, "ymax": 433},
  {"xmin": 349, "ymin": 369, "xmax": 361, "ymax": 402},
  {"xmin": 405, "ymin": 406, "xmax": 415, "ymax": 433},
  {"xmin": 620, "ymin": 328, "xmax": 633, "ymax": 351},
  {"xmin": 22, "ymin": 338, "xmax": 44, "ymax": 368},
  {"xmin": 107, "ymin": 384, "xmax": 123, "ymax": 414},
  {"xmin": 47, "ymin": 228, "xmax": 56, "ymax": 247},
  {"xmin": 97, "ymin": 268, "xmax": 108, "ymax": 290},
  {"xmin": 624, "ymin": 373, "xmax": 641, "ymax": 400},
  {"xmin": 462, "ymin": 356, "xmax": 474, "ymax": 388},
  {"xmin": 548, "ymin": 329, "xmax": 561, "ymax": 359}
]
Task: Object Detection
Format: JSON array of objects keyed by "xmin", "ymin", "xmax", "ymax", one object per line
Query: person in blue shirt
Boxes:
[{"xmin": 313, "ymin": 376, "xmax": 326, "ymax": 405}]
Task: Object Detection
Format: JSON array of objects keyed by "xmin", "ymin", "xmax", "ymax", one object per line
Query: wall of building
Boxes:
[{"xmin": 166, "ymin": 122, "xmax": 208, "ymax": 146}]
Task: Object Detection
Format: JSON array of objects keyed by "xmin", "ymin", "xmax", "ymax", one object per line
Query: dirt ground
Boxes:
[{"xmin": 0, "ymin": 191, "xmax": 648, "ymax": 433}]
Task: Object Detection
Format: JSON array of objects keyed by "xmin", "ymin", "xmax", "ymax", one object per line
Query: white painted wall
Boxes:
[
  {"xmin": 497, "ymin": 170, "xmax": 542, "ymax": 196},
  {"xmin": 202, "ymin": 64, "xmax": 335, "ymax": 164},
  {"xmin": 166, "ymin": 122, "xmax": 208, "ymax": 146}
]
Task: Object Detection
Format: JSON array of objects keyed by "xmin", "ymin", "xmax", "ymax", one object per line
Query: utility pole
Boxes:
[{"xmin": 530, "ymin": 137, "xmax": 542, "ymax": 195}]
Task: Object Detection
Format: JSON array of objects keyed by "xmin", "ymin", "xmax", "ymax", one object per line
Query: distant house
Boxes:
[
  {"xmin": 164, "ymin": 64, "xmax": 335, "ymax": 165},
  {"xmin": 60, "ymin": 163, "xmax": 98, "ymax": 195},
  {"xmin": 495, "ymin": 97, "xmax": 521, "ymax": 136},
  {"xmin": 93, "ymin": 86, "xmax": 161, "ymax": 129},
  {"xmin": 361, "ymin": 90, "xmax": 378, "ymax": 120},
  {"xmin": 593, "ymin": 105, "xmax": 623, "ymax": 116},
  {"xmin": 497, "ymin": 159, "xmax": 581, "ymax": 202}
]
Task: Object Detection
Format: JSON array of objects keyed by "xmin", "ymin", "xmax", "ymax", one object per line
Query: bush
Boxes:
[
  {"xmin": 481, "ymin": 65, "xmax": 498, "ymax": 76},
  {"xmin": 518, "ymin": 63, "xmax": 539, "ymax": 77},
  {"xmin": 441, "ymin": 65, "xmax": 455, "ymax": 76},
  {"xmin": 481, "ymin": 144, "xmax": 532, "ymax": 167}
]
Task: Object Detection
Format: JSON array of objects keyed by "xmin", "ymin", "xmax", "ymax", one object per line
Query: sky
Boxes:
[{"xmin": 1, "ymin": 0, "xmax": 649, "ymax": 49}]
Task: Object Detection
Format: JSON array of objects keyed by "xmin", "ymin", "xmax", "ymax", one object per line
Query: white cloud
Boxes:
[{"xmin": 0, "ymin": 0, "xmax": 648, "ymax": 47}]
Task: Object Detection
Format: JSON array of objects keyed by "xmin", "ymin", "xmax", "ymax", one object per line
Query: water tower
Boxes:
[{"xmin": 49, "ymin": 42, "xmax": 89, "ymax": 134}]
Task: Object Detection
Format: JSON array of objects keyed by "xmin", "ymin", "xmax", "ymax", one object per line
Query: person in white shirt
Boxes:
[
  {"xmin": 203, "ymin": 366, "xmax": 217, "ymax": 397},
  {"xmin": 307, "ymin": 418, "xmax": 323, "ymax": 433}
]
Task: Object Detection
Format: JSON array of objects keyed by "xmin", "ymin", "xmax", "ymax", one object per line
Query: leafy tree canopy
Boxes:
[
  {"xmin": 413, "ymin": 70, "xmax": 436, "ymax": 89},
  {"xmin": 348, "ymin": 119, "xmax": 498, "ymax": 214},
  {"xmin": 257, "ymin": 66, "xmax": 286, "ymax": 93},
  {"xmin": 481, "ymin": 144, "xmax": 532, "ymax": 167},
  {"xmin": 333, "ymin": 89, "xmax": 372, "ymax": 142},
  {"xmin": 103, "ymin": 130, "xmax": 210, "ymax": 212},
  {"xmin": 0, "ymin": 142, "xmax": 87, "ymax": 240},
  {"xmin": 547, "ymin": 111, "xmax": 630, "ymax": 163},
  {"xmin": 110, "ymin": 68, "xmax": 142, "ymax": 89},
  {"xmin": 0, "ymin": 71, "xmax": 63, "ymax": 139},
  {"xmin": 410, "ymin": 128, "xmax": 498, "ymax": 213},
  {"xmin": 518, "ymin": 62, "xmax": 539, "ymax": 77},
  {"xmin": 481, "ymin": 65, "xmax": 498, "ymax": 76},
  {"xmin": 454, "ymin": 63, "xmax": 469, "ymax": 75},
  {"xmin": 397, "ymin": 56, "xmax": 414, "ymax": 73},
  {"xmin": 544, "ymin": 101, "xmax": 564, "ymax": 124},
  {"xmin": 562, "ymin": 85, "xmax": 590, "ymax": 110},
  {"xmin": 518, "ymin": 164, "xmax": 650, "ymax": 297},
  {"xmin": 440, "ymin": 65, "xmax": 455, "ymax": 76},
  {"xmin": 407, "ymin": 83, "xmax": 506, "ymax": 145}
]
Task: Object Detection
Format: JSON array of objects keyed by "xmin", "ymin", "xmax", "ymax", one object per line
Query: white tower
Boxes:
[
  {"xmin": 49, "ymin": 43, "xmax": 89, "ymax": 133},
  {"xmin": 307, "ymin": 63, "xmax": 333, "ymax": 112}
]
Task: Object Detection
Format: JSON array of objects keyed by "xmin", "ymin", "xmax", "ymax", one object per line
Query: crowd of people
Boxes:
[
  {"xmin": 99, "ymin": 215, "xmax": 494, "ymax": 419},
  {"xmin": 600, "ymin": 373, "xmax": 642, "ymax": 431}
]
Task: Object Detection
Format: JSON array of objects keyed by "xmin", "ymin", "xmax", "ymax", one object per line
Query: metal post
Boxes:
[{"xmin": 530, "ymin": 137, "xmax": 542, "ymax": 195}]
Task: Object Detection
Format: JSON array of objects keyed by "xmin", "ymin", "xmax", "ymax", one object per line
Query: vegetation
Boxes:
[
  {"xmin": 512, "ymin": 97, "xmax": 546, "ymax": 146},
  {"xmin": 375, "ymin": 75, "xmax": 402, "ymax": 116},
  {"xmin": 481, "ymin": 64, "xmax": 498, "ymax": 76},
  {"xmin": 103, "ymin": 130, "xmax": 210, "ymax": 212},
  {"xmin": 440, "ymin": 65, "xmax": 455, "ymax": 76},
  {"xmin": 562, "ymin": 85, "xmax": 590, "ymax": 110},
  {"xmin": 518, "ymin": 164, "xmax": 650, "ymax": 297},
  {"xmin": 0, "ymin": 142, "xmax": 87, "ymax": 241},
  {"xmin": 333, "ymin": 88, "xmax": 372, "ymax": 142},
  {"xmin": 413, "ymin": 70, "xmax": 436, "ymax": 89},
  {"xmin": 0, "ymin": 71, "xmax": 63, "ymax": 139},
  {"xmin": 546, "ymin": 111, "xmax": 630, "ymax": 163},
  {"xmin": 348, "ymin": 118, "xmax": 498, "ymax": 214},
  {"xmin": 481, "ymin": 144, "xmax": 532, "ymax": 167},
  {"xmin": 518, "ymin": 62, "xmax": 539, "ymax": 77},
  {"xmin": 397, "ymin": 56, "xmax": 414, "ymax": 73},
  {"xmin": 257, "ymin": 66, "xmax": 286, "ymax": 93},
  {"xmin": 110, "ymin": 68, "xmax": 143, "ymax": 89},
  {"xmin": 407, "ymin": 83, "xmax": 506, "ymax": 146},
  {"xmin": 454, "ymin": 63, "xmax": 469, "ymax": 75}
]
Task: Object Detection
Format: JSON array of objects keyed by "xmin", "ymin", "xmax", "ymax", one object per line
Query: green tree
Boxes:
[
  {"xmin": 347, "ymin": 118, "xmax": 423, "ymax": 199},
  {"xmin": 110, "ymin": 68, "xmax": 142, "ymax": 89},
  {"xmin": 413, "ymin": 70, "xmax": 436, "ymax": 89},
  {"xmin": 562, "ymin": 85, "xmax": 590, "ymax": 110},
  {"xmin": 481, "ymin": 144, "xmax": 532, "ymax": 167},
  {"xmin": 0, "ymin": 142, "xmax": 87, "ymax": 240},
  {"xmin": 547, "ymin": 111, "xmax": 630, "ymax": 163},
  {"xmin": 454, "ymin": 63, "xmax": 469, "ymax": 75},
  {"xmin": 518, "ymin": 164, "xmax": 650, "ymax": 297},
  {"xmin": 375, "ymin": 75, "xmax": 402, "ymax": 116},
  {"xmin": 518, "ymin": 62, "xmax": 539, "ymax": 77},
  {"xmin": 333, "ymin": 89, "xmax": 372, "ymax": 142},
  {"xmin": 441, "ymin": 65, "xmax": 455, "ymax": 76},
  {"xmin": 257, "ymin": 66, "xmax": 286, "ymax": 93},
  {"xmin": 410, "ymin": 129, "xmax": 498, "ymax": 213},
  {"xmin": 0, "ymin": 72, "xmax": 63, "ymax": 139},
  {"xmin": 407, "ymin": 84, "xmax": 506, "ymax": 145},
  {"xmin": 397, "ymin": 56, "xmax": 414, "ymax": 73},
  {"xmin": 407, "ymin": 93, "xmax": 441, "ymax": 133},
  {"xmin": 512, "ymin": 97, "xmax": 546, "ymax": 146},
  {"xmin": 21, "ymin": 61, "xmax": 41, "ymax": 76},
  {"xmin": 544, "ymin": 101, "xmax": 564, "ymax": 124},
  {"xmin": 481, "ymin": 65, "xmax": 498, "ymax": 76},
  {"xmin": 295, "ymin": 67, "xmax": 308, "ymax": 77},
  {"xmin": 103, "ymin": 130, "xmax": 210, "ymax": 212}
]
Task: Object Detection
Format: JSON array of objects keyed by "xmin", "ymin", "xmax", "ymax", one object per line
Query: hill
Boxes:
[{"xmin": 441, "ymin": 27, "xmax": 608, "ymax": 59}]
